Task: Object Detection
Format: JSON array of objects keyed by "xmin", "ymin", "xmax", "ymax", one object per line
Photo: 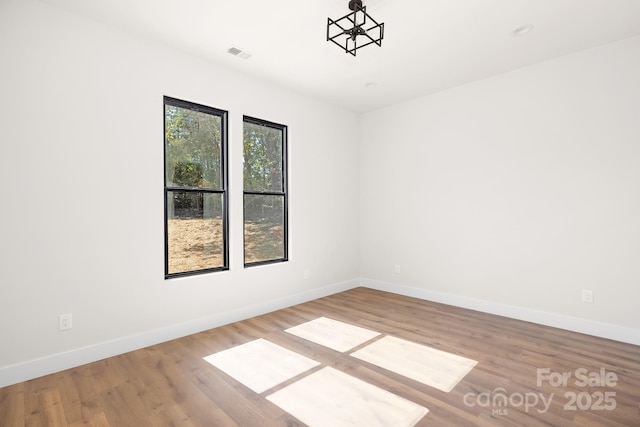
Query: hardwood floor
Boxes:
[{"xmin": 1, "ymin": 287, "xmax": 639, "ymax": 426}]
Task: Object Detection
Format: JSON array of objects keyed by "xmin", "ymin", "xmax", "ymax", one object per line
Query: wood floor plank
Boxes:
[
  {"xmin": 42, "ymin": 388, "xmax": 67, "ymax": 427},
  {"xmin": 67, "ymin": 411, "xmax": 110, "ymax": 427},
  {"xmin": 1, "ymin": 287, "xmax": 639, "ymax": 426},
  {"xmin": 0, "ymin": 382, "xmax": 25, "ymax": 427}
]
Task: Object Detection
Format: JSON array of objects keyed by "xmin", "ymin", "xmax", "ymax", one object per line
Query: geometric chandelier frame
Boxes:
[{"xmin": 327, "ymin": 0, "xmax": 384, "ymax": 56}]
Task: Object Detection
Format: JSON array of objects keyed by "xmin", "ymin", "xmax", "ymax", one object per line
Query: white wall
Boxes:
[
  {"xmin": 0, "ymin": 0, "xmax": 360, "ymax": 385},
  {"xmin": 360, "ymin": 35, "xmax": 640, "ymax": 338}
]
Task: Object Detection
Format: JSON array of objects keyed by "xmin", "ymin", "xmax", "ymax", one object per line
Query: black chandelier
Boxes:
[{"xmin": 327, "ymin": 0, "xmax": 384, "ymax": 56}]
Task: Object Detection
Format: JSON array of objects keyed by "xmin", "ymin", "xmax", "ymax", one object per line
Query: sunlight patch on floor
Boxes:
[
  {"xmin": 204, "ymin": 317, "xmax": 478, "ymax": 424},
  {"xmin": 203, "ymin": 338, "xmax": 320, "ymax": 393},
  {"xmin": 266, "ymin": 367, "xmax": 428, "ymax": 427},
  {"xmin": 351, "ymin": 335, "xmax": 478, "ymax": 392},
  {"xmin": 285, "ymin": 316, "xmax": 381, "ymax": 352}
]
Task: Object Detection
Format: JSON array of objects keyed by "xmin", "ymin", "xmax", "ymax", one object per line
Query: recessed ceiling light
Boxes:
[
  {"xmin": 364, "ymin": 81, "xmax": 378, "ymax": 89},
  {"xmin": 512, "ymin": 25, "xmax": 534, "ymax": 37}
]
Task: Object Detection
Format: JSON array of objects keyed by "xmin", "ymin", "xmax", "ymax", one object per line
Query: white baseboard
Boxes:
[
  {"xmin": 361, "ymin": 278, "xmax": 640, "ymax": 346},
  {"xmin": 0, "ymin": 279, "xmax": 360, "ymax": 388}
]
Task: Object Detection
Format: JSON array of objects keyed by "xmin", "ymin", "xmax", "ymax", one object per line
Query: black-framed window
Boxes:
[
  {"xmin": 164, "ymin": 96, "xmax": 228, "ymax": 278},
  {"xmin": 243, "ymin": 116, "xmax": 288, "ymax": 266}
]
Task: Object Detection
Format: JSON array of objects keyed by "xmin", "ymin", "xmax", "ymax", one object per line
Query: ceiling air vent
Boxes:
[{"xmin": 227, "ymin": 46, "xmax": 251, "ymax": 59}]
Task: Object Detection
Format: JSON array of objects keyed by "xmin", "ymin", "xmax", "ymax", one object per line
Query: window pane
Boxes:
[
  {"xmin": 165, "ymin": 105, "xmax": 222, "ymax": 190},
  {"xmin": 167, "ymin": 191, "xmax": 224, "ymax": 274},
  {"xmin": 244, "ymin": 194, "xmax": 285, "ymax": 263},
  {"xmin": 243, "ymin": 121, "xmax": 283, "ymax": 192}
]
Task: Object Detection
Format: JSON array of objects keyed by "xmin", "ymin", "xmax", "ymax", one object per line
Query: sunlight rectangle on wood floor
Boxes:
[
  {"xmin": 203, "ymin": 338, "xmax": 320, "ymax": 393},
  {"xmin": 266, "ymin": 367, "xmax": 428, "ymax": 427},
  {"xmin": 351, "ymin": 335, "xmax": 477, "ymax": 392},
  {"xmin": 285, "ymin": 316, "xmax": 381, "ymax": 352}
]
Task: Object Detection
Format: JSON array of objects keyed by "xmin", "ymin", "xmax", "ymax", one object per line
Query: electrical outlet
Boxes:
[
  {"xmin": 304, "ymin": 269, "xmax": 310, "ymax": 279},
  {"xmin": 394, "ymin": 264, "xmax": 401, "ymax": 274},
  {"xmin": 59, "ymin": 313, "xmax": 73, "ymax": 331},
  {"xmin": 582, "ymin": 290, "xmax": 593, "ymax": 304}
]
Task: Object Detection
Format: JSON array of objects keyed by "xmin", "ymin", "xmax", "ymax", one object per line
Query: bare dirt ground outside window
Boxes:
[
  {"xmin": 167, "ymin": 218, "xmax": 283, "ymax": 274},
  {"xmin": 244, "ymin": 221, "xmax": 284, "ymax": 264}
]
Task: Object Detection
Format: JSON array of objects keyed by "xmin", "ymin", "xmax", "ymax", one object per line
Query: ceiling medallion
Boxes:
[{"xmin": 327, "ymin": 0, "xmax": 384, "ymax": 56}]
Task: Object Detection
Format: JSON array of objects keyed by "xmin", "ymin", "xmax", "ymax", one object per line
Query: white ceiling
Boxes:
[{"xmin": 40, "ymin": 0, "xmax": 640, "ymax": 112}]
